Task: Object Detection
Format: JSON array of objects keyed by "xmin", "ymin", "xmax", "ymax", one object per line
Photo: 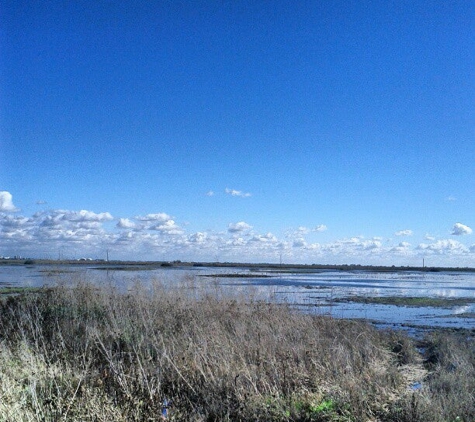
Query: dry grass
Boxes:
[{"xmin": 0, "ymin": 275, "xmax": 473, "ymax": 421}]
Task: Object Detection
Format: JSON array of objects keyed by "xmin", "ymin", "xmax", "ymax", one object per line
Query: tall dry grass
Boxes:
[{"xmin": 0, "ymin": 274, "xmax": 473, "ymax": 421}]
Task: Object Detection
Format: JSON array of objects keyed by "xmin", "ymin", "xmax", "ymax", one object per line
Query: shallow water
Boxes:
[{"xmin": 1, "ymin": 264, "xmax": 474, "ymax": 330}]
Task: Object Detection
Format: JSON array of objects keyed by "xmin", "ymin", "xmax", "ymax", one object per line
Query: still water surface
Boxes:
[{"xmin": 1, "ymin": 264, "xmax": 474, "ymax": 330}]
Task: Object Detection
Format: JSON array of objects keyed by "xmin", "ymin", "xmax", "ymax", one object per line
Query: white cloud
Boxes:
[
  {"xmin": 293, "ymin": 239, "xmax": 306, "ymax": 248},
  {"xmin": 152, "ymin": 219, "xmax": 183, "ymax": 235},
  {"xmin": 395, "ymin": 229, "xmax": 413, "ymax": 236},
  {"xmin": 250, "ymin": 233, "xmax": 277, "ymax": 243},
  {"xmin": 226, "ymin": 237, "xmax": 246, "ymax": 246},
  {"xmin": 228, "ymin": 221, "xmax": 252, "ymax": 233},
  {"xmin": 304, "ymin": 243, "xmax": 321, "ymax": 250},
  {"xmin": 314, "ymin": 225, "xmax": 327, "ymax": 232},
  {"xmin": 206, "ymin": 191, "xmax": 215, "ymax": 196},
  {"xmin": 0, "ymin": 191, "xmax": 18, "ymax": 212},
  {"xmin": 390, "ymin": 241, "xmax": 413, "ymax": 256},
  {"xmin": 445, "ymin": 196, "xmax": 457, "ymax": 202},
  {"xmin": 62, "ymin": 210, "xmax": 113, "ymax": 222},
  {"xmin": 225, "ymin": 188, "xmax": 251, "ymax": 197},
  {"xmin": 188, "ymin": 232, "xmax": 207, "ymax": 243},
  {"xmin": 417, "ymin": 239, "xmax": 469, "ymax": 254},
  {"xmin": 0, "ymin": 209, "xmax": 114, "ymax": 256},
  {"xmin": 2, "ymin": 192, "xmax": 475, "ymax": 266},
  {"xmin": 117, "ymin": 218, "xmax": 136, "ymax": 229},
  {"xmin": 360, "ymin": 240, "xmax": 382, "ymax": 250},
  {"xmin": 424, "ymin": 233, "xmax": 435, "ymax": 241},
  {"xmin": 135, "ymin": 213, "xmax": 172, "ymax": 222},
  {"xmin": 451, "ymin": 223, "xmax": 472, "ymax": 236}
]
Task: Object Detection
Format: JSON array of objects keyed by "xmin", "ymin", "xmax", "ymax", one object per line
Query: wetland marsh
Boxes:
[{"xmin": 1, "ymin": 263, "xmax": 474, "ymax": 330}]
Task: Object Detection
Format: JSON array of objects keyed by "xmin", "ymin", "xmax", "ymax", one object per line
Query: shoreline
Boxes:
[{"xmin": 2, "ymin": 258, "xmax": 475, "ymax": 273}]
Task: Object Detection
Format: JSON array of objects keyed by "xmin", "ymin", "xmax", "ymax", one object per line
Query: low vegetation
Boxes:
[
  {"xmin": 0, "ymin": 276, "xmax": 473, "ymax": 421},
  {"xmin": 334, "ymin": 295, "xmax": 474, "ymax": 308}
]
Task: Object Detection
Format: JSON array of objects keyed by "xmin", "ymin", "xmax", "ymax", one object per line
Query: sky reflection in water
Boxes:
[{"xmin": 1, "ymin": 265, "xmax": 474, "ymax": 329}]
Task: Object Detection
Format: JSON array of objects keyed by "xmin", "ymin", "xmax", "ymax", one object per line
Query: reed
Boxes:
[{"xmin": 0, "ymin": 275, "xmax": 473, "ymax": 421}]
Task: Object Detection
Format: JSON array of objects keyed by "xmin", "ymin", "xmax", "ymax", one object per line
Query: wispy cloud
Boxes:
[
  {"xmin": 445, "ymin": 195, "xmax": 457, "ymax": 202},
  {"xmin": 395, "ymin": 229, "xmax": 413, "ymax": 236},
  {"xmin": 225, "ymin": 188, "xmax": 251, "ymax": 197},
  {"xmin": 206, "ymin": 191, "xmax": 215, "ymax": 196},
  {"xmin": 451, "ymin": 223, "xmax": 472, "ymax": 236},
  {"xmin": 314, "ymin": 225, "xmax": 327, "ymax": 232}
]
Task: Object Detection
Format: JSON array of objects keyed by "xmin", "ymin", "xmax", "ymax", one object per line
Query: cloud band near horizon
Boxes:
[{"xmin": 0, "ymin": 192, "xmax": 473, "ymax": 266}]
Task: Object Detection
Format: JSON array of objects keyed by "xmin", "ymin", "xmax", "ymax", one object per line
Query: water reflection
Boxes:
[{"xmin": 1, "ymin": 265, "xmax": 474, "ymax": 329}]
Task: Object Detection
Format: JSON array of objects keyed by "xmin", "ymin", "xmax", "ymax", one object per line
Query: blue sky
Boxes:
[{"xmin": 1, "ymin": 1, "xmax": 474, "ymax": 265}]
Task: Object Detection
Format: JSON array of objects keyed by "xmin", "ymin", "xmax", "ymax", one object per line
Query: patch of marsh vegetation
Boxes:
[
  {"xmin": 38, "ymin": 268, "xmax": 75, "ymax": 276},
  {"xmin": 0, "ymin": 276, "xmax": 473, "ymax": 421},
  {"xmin": 200, "ymin": 273, "xmax": 272, "ymax": 278},
  {"xmin": 443, "ymin": 312, "xmax": 475, "ymax": 319},
  {"xmin": 92, "ymin": 266, "xmax": 158, "ymax": 271},
  {"xmin": 0, "ymin": 286, "xmax": 44, "ymax": 296},
  {"xmin": 335, "ymin": 295, "xmax": 474, "ymax": 308}
]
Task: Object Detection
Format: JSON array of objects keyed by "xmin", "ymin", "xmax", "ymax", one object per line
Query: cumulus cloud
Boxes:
[
  {"xmin": 188, "ymin": 232, "xmax": 207, "ymax": 243},
  {"xmin": 390, "ymin": 241, "xmax": 413, "ymax": 256},
  {"xmin": 249, "ymin": 233, "xmax": 277, "ymax": 243},
  {"xmin": 304, "ymin": 243, "xmax": 321, "ymax": 250},
  {"xmin": 135, "ymin": 213, "xmax": 172, "ymax": 222},
  {"xmin": 0, "ymin": 208, "xmax": 116, "ymax": 258},
  {"xmin": 225, "ymin": 188, "xmax": 251, "ymax": 197},
  {"xmin": 451, "ymin": 223, "xmax": 472, "ymax": 236},
  {"xmin": 62, "ymin": 210, "xmax": 113, "ymax": 222},
  {"xmin": 293, "ymin": 239, "xmax": 306, "ymax": 248},
  {"xmin": 360, "ymin": 240, "xmax": 383, "ymax": 250},
  {"xmin": 322, "ymin": 237, "xmax": 387, "ymax": 260},
  {"xmin": 417, "ymin": 239, "xmax": 468, "ymax": 254},
  {"xmin": 395, "ymin": 229, "xmax": 413, "ymax": 236},
  {"xmin": 152, "ymin": 219, "xmax": 183, "ymax": 235},
  {"xmin": 226, "ymin": 237, "xmax": 246, "ymax": 246},
  {"xmin": 286, "ymin": 226, "xmax": 313, "ymax": 238},
  {"xmin": 0, "ymin": 191, "xmax": 18, "ymax": 212},
  {"xmin": 117, "ymin": 218, "xmax": 136, "ymax": 229},
  {"xmin": 2, "ymin": 192, "xmax": 475, "ymax": 265},
  {"xmin": 228, "ymin": 221, "xmax": 252, "ymax": 233}
]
